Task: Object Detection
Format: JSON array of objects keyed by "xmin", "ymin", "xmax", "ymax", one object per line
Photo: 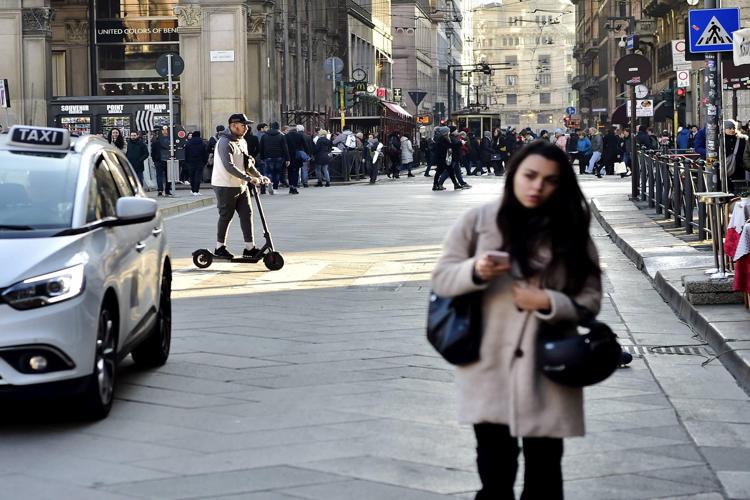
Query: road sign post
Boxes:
[
  {"xmin": 616, "ymin": 53, "xmax": 651, "ymax": 200},
  {"xmin": 690, "ymin": 5, "xmax": 738, "ymax": 190}
]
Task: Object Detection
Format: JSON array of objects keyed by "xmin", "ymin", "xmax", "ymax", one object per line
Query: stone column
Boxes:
[
  {"xmin": 0, "ymin": 3, "xmax": 23, "ymax": 126},
  {"xmin": 63, "ymin": 19, "xmax": 90, "ymax": 97},
  {"xmin": 181, "ymin": 0, "xmax": 248, "ymax": 134},
  {"xmin": 22, "ymin": 5, "xmax": 53, "ymax": 125},
  {"xmin": 174, "ymin": 3, "xmax": 203, "ymax": 131},
  {"xmin": 246, "ymin": 8, "xmax": 267, "ymax": 122}
]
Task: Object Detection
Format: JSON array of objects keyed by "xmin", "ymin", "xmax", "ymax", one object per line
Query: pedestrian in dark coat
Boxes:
[
  {"xmin": 126, "ymin": 131, "xmax": 149, "ymax": 185},
  {"xmin": 185, "ymin": 131, "xmax": 208, "ymax": 195},
  {"xmin": 432, "ymin": 126, "xmax": 460, "ymax": 191},
  {"xmin": 259, "ymin": 122, "xmax": 290, "ymax": 191},
  {"xmin": 480, "ymin": 131, "xmax": 494, "ymax": 172},
  {"xmin": 467, "ymin": 133, "xmax": 482, "ymax": 175},
  {"xmin": 601, "ymin": 128, "xmax": 619, "ymax": 176},
  {"xmin": 313, "ymin": 130, "xmax": 333, "ymax": 187}
]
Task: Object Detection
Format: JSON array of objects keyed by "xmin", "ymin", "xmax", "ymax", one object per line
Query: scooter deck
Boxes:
[{"xmin": 212, "ymin": 255, "xmax": 263, "ymax": 264}]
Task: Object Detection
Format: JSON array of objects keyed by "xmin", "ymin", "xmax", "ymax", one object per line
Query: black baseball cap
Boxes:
[{"xmin": 228, "ymin": 113, "xmax": 253, "ymax": 125}]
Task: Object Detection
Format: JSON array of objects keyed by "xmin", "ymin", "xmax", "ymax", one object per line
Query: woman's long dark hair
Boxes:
[
  {"xmin": 497, "ymin": 140, "xmax": 600, "ymax": 294},
  {"xmin": 107, "ymin": 128, "xmax": 125, "ymax": 150}
]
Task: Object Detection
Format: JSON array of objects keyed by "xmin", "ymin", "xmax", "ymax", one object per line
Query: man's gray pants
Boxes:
[{"xmin": 214, "ymin": 186, "xmax": 253, "ymax": 244}]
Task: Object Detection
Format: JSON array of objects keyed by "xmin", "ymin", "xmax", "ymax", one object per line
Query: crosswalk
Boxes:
[{"xmin": 170, "ymin": 244, "xmax": 442, "ymax": 299}]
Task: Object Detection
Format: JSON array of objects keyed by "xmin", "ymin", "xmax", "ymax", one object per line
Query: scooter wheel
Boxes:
[
  {"xmin": 263, "ymin": 251, "xmax": 284, "ymax": 271},
  {"xmin": 193, "ymin": 249, "xmax": 213, "ymax": 269}
]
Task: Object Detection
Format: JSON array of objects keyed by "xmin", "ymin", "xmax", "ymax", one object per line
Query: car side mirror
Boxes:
[{"xmin": 114, "ymin": 197, "xmax": 157, "ymax": 225}]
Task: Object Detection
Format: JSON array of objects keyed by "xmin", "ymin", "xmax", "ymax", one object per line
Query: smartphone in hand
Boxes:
[{"xmin": 486, "ymin": 251, "xmax": 510, "ymax": 265}]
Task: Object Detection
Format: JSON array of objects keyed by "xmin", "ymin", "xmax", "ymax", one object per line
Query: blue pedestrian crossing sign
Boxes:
[
  {"xmin": 688, "ymin": 8, "xmax": 740, "ymax": 53},
  {"xmin": 565, "ymin": 106, "xmax": 576, "ymax": 116}
]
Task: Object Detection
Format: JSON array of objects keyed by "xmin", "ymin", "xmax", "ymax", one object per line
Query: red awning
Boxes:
[{"xmin": 383, "ymin": 102, "xmax": 412, "ymax": 118}]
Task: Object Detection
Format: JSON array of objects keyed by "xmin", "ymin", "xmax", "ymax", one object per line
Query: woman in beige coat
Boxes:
[{"xmin": 432, "ymin": 141, "xmax": 602, "ymax": 499}]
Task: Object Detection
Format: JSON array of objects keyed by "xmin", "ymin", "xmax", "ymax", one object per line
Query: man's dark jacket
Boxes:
[
  {"xmin": 185, "ymin": 136, "xmax": 208, "ymax": 166},
  {"xmin": 259, "ymin": 129, "xmax": 290, "ymax": 161},
  {"xmin": 151, "ymin": 137, "xmax": 166, "ymax": 164},
  {"xmin": 126, "ymin": 138, "xmax": 149, "ymax": 172}
]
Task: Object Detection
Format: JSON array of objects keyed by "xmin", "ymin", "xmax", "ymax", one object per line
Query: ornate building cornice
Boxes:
[
  {"xmin": 174, "ymin": 5, "xmax": 202, "ymax": 29},
  {"xmin": 65, "ymin": 20, "xmax": 88, "ymax": 44},
  {"xmin": 22, "ymin": 8, "xmax": 55, "ymax": 36}
]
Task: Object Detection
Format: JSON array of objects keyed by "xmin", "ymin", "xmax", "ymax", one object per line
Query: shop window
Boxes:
[{"xmin": 52, "ymin": 51, "xmax": 67, "ymax": 97}]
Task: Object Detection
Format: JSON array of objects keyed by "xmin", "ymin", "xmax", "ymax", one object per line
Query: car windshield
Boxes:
[{"xmin": 0, "ymin": 151, "xmax": 79, "ymax": 231}]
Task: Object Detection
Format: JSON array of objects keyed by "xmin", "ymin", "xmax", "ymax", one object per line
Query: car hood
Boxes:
[{"xmin": 0, "ymin": 233, "xmax": 89, "ymax": 287}]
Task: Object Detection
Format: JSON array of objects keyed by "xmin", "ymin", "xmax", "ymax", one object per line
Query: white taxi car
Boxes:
[{"xmin": 0, "ymin": 125, "xmax": 172, "ymax": 419}]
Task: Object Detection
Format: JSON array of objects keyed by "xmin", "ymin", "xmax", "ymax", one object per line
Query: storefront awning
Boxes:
[{"xmin": 383, "ymin": 102, "xmax": 412, "ymax": 118}]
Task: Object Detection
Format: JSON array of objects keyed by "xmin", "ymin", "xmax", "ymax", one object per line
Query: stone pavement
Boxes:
[
  {"xmin": 591, "ymin": 193, "xmax": 750, "ymax": 394},
  {"xmin": 1, "ymin": 174, "xmax": 749, "ymax": 499}
]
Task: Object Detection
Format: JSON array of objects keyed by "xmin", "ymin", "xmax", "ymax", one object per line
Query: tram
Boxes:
[{"xmin": 451, "ymin": 110, "xmax": 502, "ymax": 137}]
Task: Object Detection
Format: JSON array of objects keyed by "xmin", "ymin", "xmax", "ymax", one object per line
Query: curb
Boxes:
[
  {"xmin": 158, "ymin": 196, "xmax": 215, "ymax": 218},
  {"xmin": 591, "ymin": 198, "xmax": 750, "ymax": 394}
]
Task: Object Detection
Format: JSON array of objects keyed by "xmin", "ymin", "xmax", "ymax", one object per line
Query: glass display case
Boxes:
[
  {"xmin": 99, "ymin": 115, "xmax": 131, "ymax": 137},
  {"xmin": 60, "ymin": 116, "xmax": 92, "ymax": 135}
]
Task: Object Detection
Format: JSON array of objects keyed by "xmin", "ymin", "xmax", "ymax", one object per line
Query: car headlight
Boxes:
[{"xmin": 1, "ymin": 264, "xmax": 85, "ymax": 310}]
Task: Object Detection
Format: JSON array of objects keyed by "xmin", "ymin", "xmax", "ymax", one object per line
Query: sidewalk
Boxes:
[
  {"xmin": 146, "ymin": 189, "xmax": 215, "ymax": 218},
  {"xmin": 591, "ymin": 192, "xmax": 750, "ymax": 394}
]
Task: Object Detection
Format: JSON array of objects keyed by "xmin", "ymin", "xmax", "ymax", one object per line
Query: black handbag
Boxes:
[
  {"xmin": 426, "ymin": 290, "xmax": 483, "ymax": 365},
  {"xmin": 537, "ymin": 319, "xmax": 622, "ymax": 387}
]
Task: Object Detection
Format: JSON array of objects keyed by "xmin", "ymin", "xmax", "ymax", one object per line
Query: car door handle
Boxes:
[
  {"xmin": 152, "ymin": 227, "xmax": 163, "ymax": 237},
  {"xmin": 135, "ymin": 242, "xmax": 146, "ymax": 253}
]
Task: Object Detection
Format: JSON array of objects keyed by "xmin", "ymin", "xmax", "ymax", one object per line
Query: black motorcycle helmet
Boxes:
[{"xmin": 537, "ymin": 321, "xmax": 622, "ymax": 387}]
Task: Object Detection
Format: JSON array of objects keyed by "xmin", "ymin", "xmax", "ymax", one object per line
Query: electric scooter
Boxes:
[{"xmin": 192, "ymin": 184, "xmax": 284, "ymax": 271}]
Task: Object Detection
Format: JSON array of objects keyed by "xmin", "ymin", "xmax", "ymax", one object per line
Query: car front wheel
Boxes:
[
  {"xmin": 79, "ymin": 304, "xmax": 117, "ymax": 420},
  {"xmin": 131, "ymin": 268, "xmax": 171, "ymax": 368}
]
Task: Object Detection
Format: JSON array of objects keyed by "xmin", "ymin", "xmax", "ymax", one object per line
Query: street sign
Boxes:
[
  {"xmin": 155, "ymin": 53, "xmax": 184, "ymax": 77},
  {"xmin": 0, "ymin": 79, "xmax": 9, "ymax": 108},
  {"xmin": 565, "ymin": 106, "xmax": 576, "ymax": 115},
  {"xmin": 626, "ymin": 99, "xmax": 654, "ymax": 117},
  {"xmin": 635, "ymin": 84, "xmax": 649, "ymax": 98},
  {"xmin": 671, "ymin": 40, "xmax": 692, "ymax": 71},
  {"xmin": 733, "ymin": 28, "xmax": 750, "ymax": 66},
  {"xmin": 323, "ymin": 57, "xmax": 344, "ymax": 75},
  {"xmin": 677, "ymin": 70, "xmax": 690, "ymax": 88},
  {"xmin": 409, "ymin": 91, "xmax": 427, "ymax": 107},
  {"xmin": 615, "ymin": 54, "xmax": 652, "ymax": 85},
  {"xmin": 626, "ymin": 35, "xmax": 637, "ymax": 50},
  {"xmin": 688, "ymin": 8, "xmax": 740, "ymax": 53}
]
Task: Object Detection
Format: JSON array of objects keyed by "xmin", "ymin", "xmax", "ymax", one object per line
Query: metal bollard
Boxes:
[
  {"xmin": 673, "ymin": 159, "xmax": 682, "ymax": 227},
  {"xmin": 647, "ymin": 152, "xmax": 656, "ymax": 208},
  {"xmin": 684, "ymin": 161, "xmax": 694, "ymax": 235},
  {"xmin": 662, "ymin": 158, "xmax": 671, "ymax": 220},
  {"xmin": 640, "ymin": 149, "xmax": 647, "ymax": 201},
  {"xmin": 655, "ymin": 155, "xmax": 663, "ymax": 214},
  {"xmin": 696, "ymin": 163, "xmax": 707, "ymax": 240}
]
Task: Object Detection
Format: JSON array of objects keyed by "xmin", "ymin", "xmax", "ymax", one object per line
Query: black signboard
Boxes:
[
  {"xmin": 614, "ymin": 54, "xmax": 652, "ymax": 86},
  {"xmin": 722, "ymin": 59, "xmax": 750, "ymax": 90},
  {"xmin": 95, "ymin": 20, "xmax": 178, "ymax": 44}
]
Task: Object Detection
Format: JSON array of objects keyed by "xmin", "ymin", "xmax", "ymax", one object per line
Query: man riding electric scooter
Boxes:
[{"xmin": 212, "ymin": 113, "xmax": 271, "ymax": 259}]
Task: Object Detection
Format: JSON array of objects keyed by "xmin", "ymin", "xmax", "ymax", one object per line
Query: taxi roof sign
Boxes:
[{"xmin": 8, "ymin": 125, "xmax": 70, "ymax": 150}]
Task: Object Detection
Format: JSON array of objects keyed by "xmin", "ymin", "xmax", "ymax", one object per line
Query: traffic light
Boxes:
[
  {"xmin": 661, "ymin": 88, "xmax": 674, "ymax": 109},
  {"xmin": 344, "ymin": 82, "xmax": 358, "ymax": 109},
  {"xmin": 674, "ymin": 87, "xmax": 687, "ymax": 106}
]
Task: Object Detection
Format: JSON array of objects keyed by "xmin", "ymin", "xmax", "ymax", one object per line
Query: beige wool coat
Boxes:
[{"xmin": 431, "ymin": 200, "xmax": 602, "ymax": 438}]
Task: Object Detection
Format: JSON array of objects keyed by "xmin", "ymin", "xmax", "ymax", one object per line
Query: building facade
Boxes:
[
  {"xmin": 0, "ymin": 0, "xmax": 395, "ymax": 135},
  {"xmin": 572, "ymin": 0, "xmax": 750, "ymax": 131},
  {"xmin": 472, "ymin": 0, "xmax": 575, "ymax": 132}
]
